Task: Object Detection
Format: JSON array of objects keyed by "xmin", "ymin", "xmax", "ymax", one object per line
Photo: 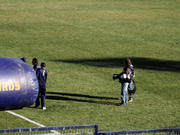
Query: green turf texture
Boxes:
[{"xmin": 0, "ymin": 0, "xmax": 180, "ymax": 132}]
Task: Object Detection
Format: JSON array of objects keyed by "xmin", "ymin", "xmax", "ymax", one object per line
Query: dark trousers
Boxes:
[{"xmin": 35, "ymin": 87, "xmax": 46, "ymax": 108}]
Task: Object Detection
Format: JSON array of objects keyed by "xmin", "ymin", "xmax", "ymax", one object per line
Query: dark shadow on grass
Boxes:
[
  {"xmin": 51, "ymin": 57, "xmax": 180, "ymax": 73},
  {"xmin": 46, "ymin": 92, "xmax": 120, "ymax": 106},
  {"xmin": 47, "ymin": 92, "xmax": 118, "ymax": 100}
]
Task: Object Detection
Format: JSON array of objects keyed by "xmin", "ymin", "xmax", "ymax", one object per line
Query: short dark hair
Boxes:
[
  {"xmin": 41, "ymin": 62, "xmax": 46, "ymax": 67},
  {"xmin": 21, "ymin": 57, "xmax": 26, "ymax": 62},
  {"xmin": 32, "ymin": 58, "xmax": 38, "ymax": 64},
  {"xmin": 125, "ymin": 58, "xmax": 132, "ymax": 66}
]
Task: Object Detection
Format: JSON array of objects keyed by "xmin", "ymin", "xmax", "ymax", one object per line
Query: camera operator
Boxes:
[{"xmin": 113, "ymin": 58, "xmax": 133, "ymax": 105}]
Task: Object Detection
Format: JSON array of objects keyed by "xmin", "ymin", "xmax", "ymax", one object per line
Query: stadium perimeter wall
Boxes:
[{"xmin": 0, "ymin": 125, "xmax": 180, "ymax": 135}]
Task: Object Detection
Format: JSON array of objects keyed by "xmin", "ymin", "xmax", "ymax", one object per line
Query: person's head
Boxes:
[
  {"xmin": 21, "ymin": 57, "xmax": 26, "ymax": 63},
  {"xmin": 41, "ymin": 62, "xmax": 46, "ymax": 69},
  {"xmin": 124, "ymin": 58, "xmax": 132, "ymax": 67},
  {"xmin": 32, "ymin": 58, "xmax": 38, "ymax": 66}
]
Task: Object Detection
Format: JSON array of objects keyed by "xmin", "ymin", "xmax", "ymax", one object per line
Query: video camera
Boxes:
[
  {"xmin": 113, "ymin": 72, "xmax": 131, "ymax": 83},
  {"xmin": 113, "ymin": 74, "xmax": 120, "ymax": 80},
  {"xmin": 113, "ymin": 73, "xmax": 125, "ymax": 83},
  {"xmin": 113, "ymin": 73, "xmax": 137, "ymax": 94}
]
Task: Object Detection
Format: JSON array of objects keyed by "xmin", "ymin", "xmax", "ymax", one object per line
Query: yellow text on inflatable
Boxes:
[{"xmin": 0, "ymin": 81, "xmax": 21, "ymax": 92}]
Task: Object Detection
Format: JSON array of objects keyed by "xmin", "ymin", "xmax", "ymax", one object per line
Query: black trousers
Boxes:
[{"xmin": 35, "ymin": 87, "xmax": 46, "ymax": 108}]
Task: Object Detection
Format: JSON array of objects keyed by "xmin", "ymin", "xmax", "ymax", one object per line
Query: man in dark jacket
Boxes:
[
  {"xmin": 32, "ymin": 58, "xmax": 40, "ymax": 72},
  {"xmin": 35, "ymin": 62, "xmax": 48, "ymax": 110}
]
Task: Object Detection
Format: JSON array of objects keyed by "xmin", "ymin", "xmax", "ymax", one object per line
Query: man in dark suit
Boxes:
[{"xmin": 35, "ymin": 62, "xmax": 48, "ymax": 110}]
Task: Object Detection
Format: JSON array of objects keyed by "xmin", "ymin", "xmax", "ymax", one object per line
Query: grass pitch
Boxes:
[{"xmin": 0, "ymin": 0, "xmax": 180, "ymax": 132}]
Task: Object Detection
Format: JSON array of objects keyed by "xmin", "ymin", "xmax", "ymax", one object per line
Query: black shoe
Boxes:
[
  {"xmin": 34, "ymin": 105, "xmax": 39, "ymax": 109},
  {"xmin": 118, "ymin": 102, "xmax": 124, "ymax": 106}
]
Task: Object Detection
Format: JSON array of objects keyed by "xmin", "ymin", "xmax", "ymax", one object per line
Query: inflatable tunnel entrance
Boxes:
[{"xmin": 0, "ymin": 57, "xmax": 39, "ymax": 110}]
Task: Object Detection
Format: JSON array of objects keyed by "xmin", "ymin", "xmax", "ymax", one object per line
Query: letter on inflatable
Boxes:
[{"xmin": 0, "ymin": 57, "xmax": 39, "ymax": 110}]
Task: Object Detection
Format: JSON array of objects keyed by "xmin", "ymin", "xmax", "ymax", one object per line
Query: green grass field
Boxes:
[{"xmin": 0, "ymin": 0, "xmax": 180, "ymax": 132}]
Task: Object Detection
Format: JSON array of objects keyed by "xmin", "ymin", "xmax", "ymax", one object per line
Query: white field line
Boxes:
[
  {"xmin": 6, "ymin": 111, "xmax": 45, "ymax": 127},
  {"xmin": 6, "ymin": 111, "xmax": 60, "ymax": 135}
]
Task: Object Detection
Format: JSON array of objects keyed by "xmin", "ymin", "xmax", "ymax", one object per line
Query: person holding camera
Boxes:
[
  {"xmin": 35, "ymin": 62, "xmax": 48, "ymax": 110},
  {"xmin": 113, "ymin": 58, "xmax": 133, "ymax": 105}
]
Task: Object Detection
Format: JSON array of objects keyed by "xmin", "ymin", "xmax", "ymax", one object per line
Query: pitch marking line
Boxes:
[
  {"xmin": 6, "ymin": 110, "xmax": 60, "ymax": 135},
  {"xmin": 6, "ymin": 110, "xmax": 45, "ymax": 127}
]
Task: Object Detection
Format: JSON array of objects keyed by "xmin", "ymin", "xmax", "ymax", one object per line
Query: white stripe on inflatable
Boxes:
[{"xmin": 6, "ymin": 111, "xmax": 60, "ymax": 135}]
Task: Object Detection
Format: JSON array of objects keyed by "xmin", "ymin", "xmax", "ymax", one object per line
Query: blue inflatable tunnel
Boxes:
[{"xmin": 0, "ymin": 57, "xmax": 39, "ymax": 110}]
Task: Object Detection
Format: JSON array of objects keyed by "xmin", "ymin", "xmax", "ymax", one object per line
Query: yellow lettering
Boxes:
[
  {"xmin": 15, "ymin": 81, "xmax": 20, "ymax": 91},
  {"xmin": 0, "ymin": 81, "xmax": 21, "ymax": 92},
  {"xmin": 9, "ymin": 82, "xmax": 14, "ymax": 91},
  {"xmin": 2, "ymin": 82, "xmax": 8, "ymax": 91}
]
